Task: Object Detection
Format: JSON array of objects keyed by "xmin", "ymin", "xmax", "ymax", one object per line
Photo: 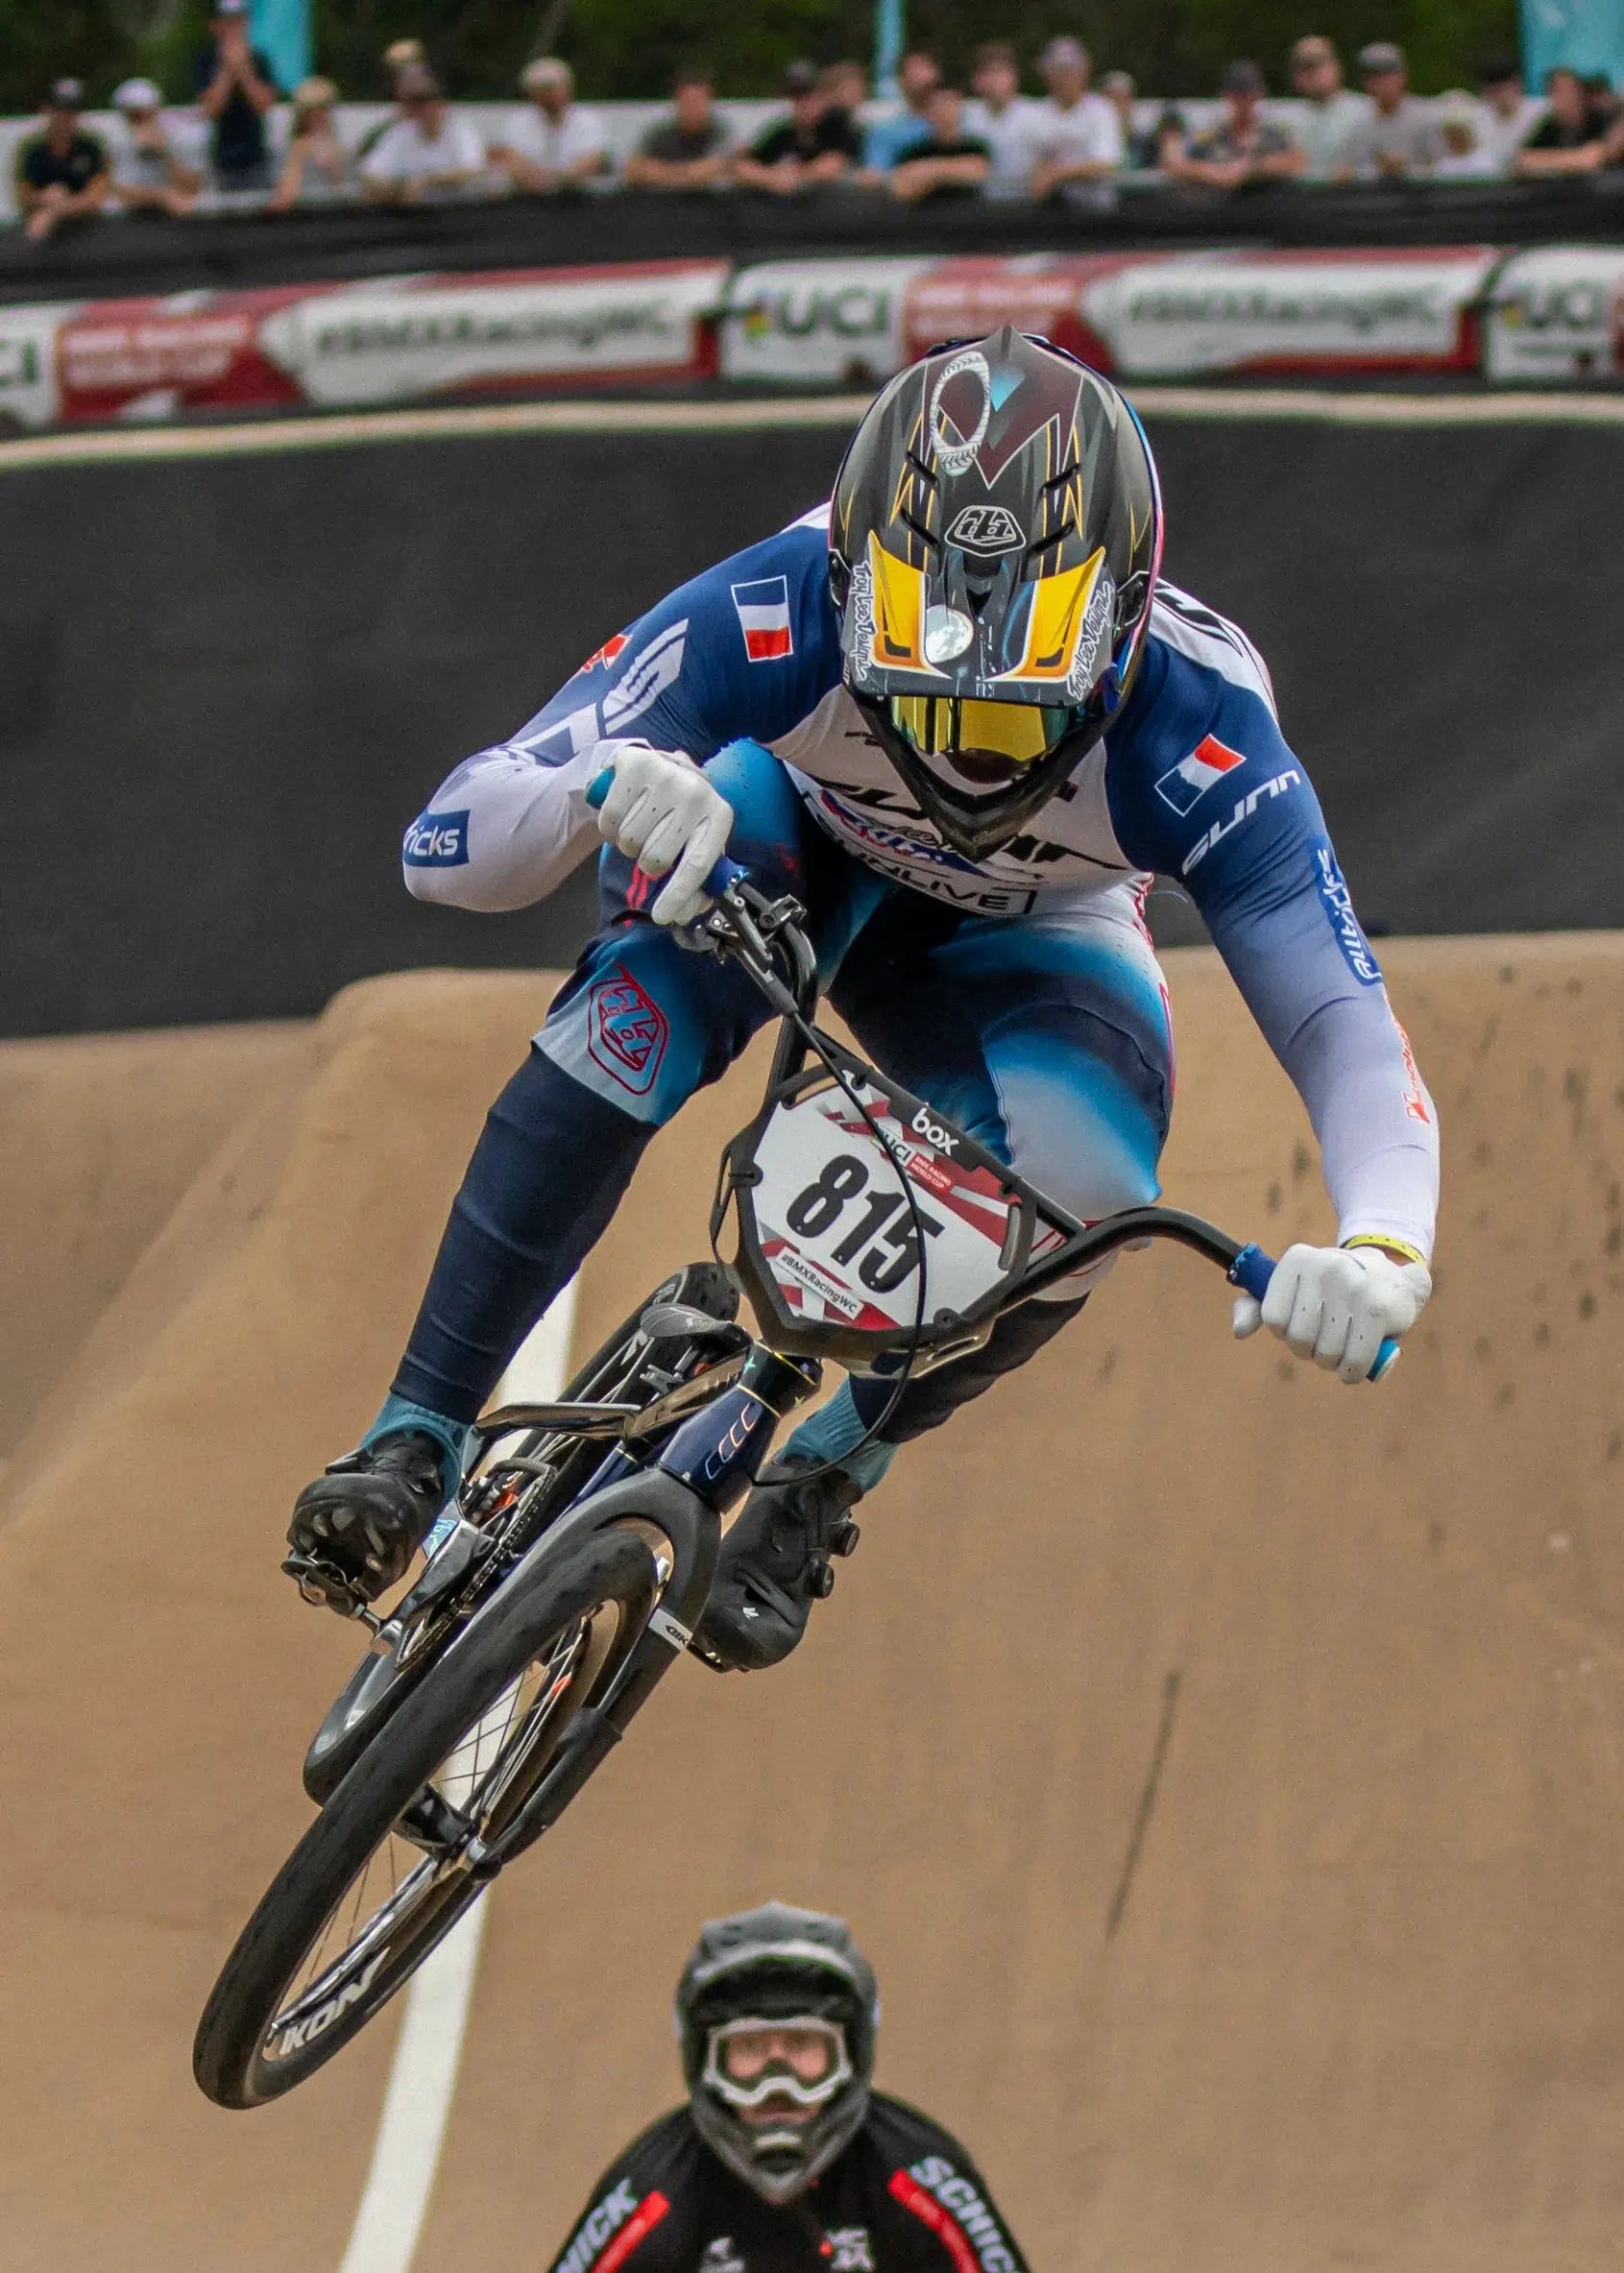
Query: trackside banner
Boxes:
[
  {"xmin": 1079, "ymin": 246, "xmax": 1498, "ymax": 375},
  {"xmin": 1483, "ymin": 246, "xmax": 1624, "ymax": 381},
  {"xmin": 1, "ymin": 244, "xmax": 1620, "ymax": 429},
  {"xmin": 721, "ymin": 256, "xmax": 934, "ymax": 385}
]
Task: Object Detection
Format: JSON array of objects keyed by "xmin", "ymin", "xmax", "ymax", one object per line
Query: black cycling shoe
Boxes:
[
  {"xmin": 694, "ymin": 1457, "xmax": 863, "ymax": 1672},
  {"xmin": 284, "ymin": 1431, "xmax": 447, "ymax": 1611}
]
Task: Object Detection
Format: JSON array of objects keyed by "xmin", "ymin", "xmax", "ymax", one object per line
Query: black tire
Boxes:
[
  {"xmin": 197, "ymin": 1524, "xmax": 659, "ymax": 2109},
  {"xmin": 301, "ymin": 1261, "xmax": 738, "ymax": 1802}
]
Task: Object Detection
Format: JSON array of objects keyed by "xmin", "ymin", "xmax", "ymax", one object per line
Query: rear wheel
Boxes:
[{"xmin": 197, "ymin": 1524, "xmax": 659, "ymax": 2108}]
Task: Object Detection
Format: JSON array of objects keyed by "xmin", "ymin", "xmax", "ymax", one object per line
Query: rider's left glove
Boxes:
[
  {"xmin": 592, "ymin": 740, "xmax": 735, "ymax": 929},
  {"xmin": 1232, "ymin": 1242, "xmax": 1432, "ymax": 1386}
]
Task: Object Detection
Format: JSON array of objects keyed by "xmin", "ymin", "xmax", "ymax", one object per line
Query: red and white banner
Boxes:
[{"xmin": 0, "ymin": 242, "xmax": 1617, "ymax": 433}]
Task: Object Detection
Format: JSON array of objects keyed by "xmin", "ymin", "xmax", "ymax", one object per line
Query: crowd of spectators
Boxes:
[{"xmin": 13, "ymin": 12, "xmax": 1624, "ymax": 239}]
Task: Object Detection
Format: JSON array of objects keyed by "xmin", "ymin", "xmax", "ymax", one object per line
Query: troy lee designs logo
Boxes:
[{"xmin": 587, "ymin": 966, "xmax": 669, "ymax": 1096}]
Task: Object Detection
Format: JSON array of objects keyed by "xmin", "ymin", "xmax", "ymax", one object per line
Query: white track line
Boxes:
[
  {"xmin": 3, "ymin": 380, "xmax": 1624, "ymax": 475},
  {"xmin": 336, "ymin": 1280, "xmax": 580, "ymax": 2273}
]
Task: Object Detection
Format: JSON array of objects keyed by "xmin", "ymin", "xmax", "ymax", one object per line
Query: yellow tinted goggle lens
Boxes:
[{"xmin": 888, "ymin": 697, "xmax": 1070, "ymax": 764}]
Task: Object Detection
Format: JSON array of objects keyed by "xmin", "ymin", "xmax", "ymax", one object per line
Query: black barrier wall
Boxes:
[{"xmin": 3, "ymin": 409, "xmax": 1619, "ymax": 1036}]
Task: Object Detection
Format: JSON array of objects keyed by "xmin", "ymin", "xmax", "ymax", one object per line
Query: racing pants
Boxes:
[{"xmin": 389, "ymin": 741, "xmax": 1175, "ymax": 1452}]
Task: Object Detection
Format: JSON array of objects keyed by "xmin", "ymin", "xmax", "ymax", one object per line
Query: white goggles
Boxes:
[{"xmin": 701, "ymin": 2017, "xmax": 853, "ymax": 2110}]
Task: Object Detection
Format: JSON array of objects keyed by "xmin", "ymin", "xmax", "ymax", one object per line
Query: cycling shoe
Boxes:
[
  {"xmin": 284, "ymin": 1432, "xmax": 446, "ymax": 1609},
  {"xmin": 693, "ymin": 1457, "xmax": 862, "ymax": 1672}
]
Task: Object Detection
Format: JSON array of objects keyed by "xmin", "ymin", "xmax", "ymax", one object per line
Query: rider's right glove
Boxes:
[
  {"xmin": 591, "ymin": 740, "xmax": 735, "ymax": 928},
  {"xmin": 1232, "ymin": 1241, "xmax": 1432, "ymax": 1386}
]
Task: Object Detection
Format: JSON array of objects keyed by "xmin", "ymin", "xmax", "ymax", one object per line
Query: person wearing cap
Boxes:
[
  {"xmin": 1333, "ymin": 44, "xmax": 1443, "ymax": 179},
  {"xmin": 736, "ymin": 61, "xmax": 860, "ymax": 194},
  {"xmin": 1029, "ymin": 37, "xmax": 1124, "ymax": 206},
  {"xmin": 1286, "ymin": 36, "xmax": 1369, "ymax": 178},
  {"xmin": 359, "ymin": 63, "xmax": 489, "ymax": 205},
  {"xmin": 106, "ymin": 78, "xmax": 203, "ymax": 215},
  {"xmin": 268, "ymin": 78, "xmax": 358, "ymax": 210},
  {"xmin": 624, "ymin": 67, "xmax": 735, "ymax": 191},
  {"xmin": 192, "ymin": 0, "xmax": 280, "ymax": 192},
  {"xmin": 1473, "ymin": 54, "xmax": 1533, "ymax": 175},
  {"xmin": 858, "ymin": 50, "xmax": 940, "ymax": 176},
  {"xmin": 1164, "ymin": 60, "xmax": 1304, "ymax": 188},
  {"xmin": 488, "ymin": 59, "xmax": 609, "ymax": 197},
  {"xmin": 545, "ymin": 1902, "xmax": 1030, "ymax": 2273},
  {"xmin": 13, "ymin": 80, "xmax": 110, "ymax": 242}
]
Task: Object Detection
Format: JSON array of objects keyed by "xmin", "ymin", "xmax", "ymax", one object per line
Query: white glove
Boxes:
[
  {"xmin": 592, "ymin": 742, "xmax": 734, "ymax": 928},
  {"xmin": 1232, "ymin": 1242, "xmax": 1432, "ymax": 1385}
]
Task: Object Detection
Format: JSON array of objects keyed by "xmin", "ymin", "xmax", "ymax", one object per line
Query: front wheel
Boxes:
[{"xmin": 195, "ymin": 1524, "xmax": 659, "ymax": 2108}]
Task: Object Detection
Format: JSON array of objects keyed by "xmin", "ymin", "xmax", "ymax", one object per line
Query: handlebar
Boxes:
[{"xmin": 585, "ymin": 771, "xmax": 1399, "ymax": 1386}]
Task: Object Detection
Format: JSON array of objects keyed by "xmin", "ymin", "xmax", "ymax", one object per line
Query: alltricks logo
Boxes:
[{"xmin": 402, "ymin": 809, "xmax": 470, "ymax": 867}]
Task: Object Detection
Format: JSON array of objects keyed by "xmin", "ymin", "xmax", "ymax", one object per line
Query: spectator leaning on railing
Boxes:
[
  {"xmin": 13, "ymin": 79, "xmax": 110, "ymax": 242},
  {"xmin": 735, "ymin": 60, "xmax": 860, "ymax": 194},
  {"xmin": 1101, "ymin": 69, "xmax": 1184, "ymax": 172},
  {"xmin": 268, "ymin": 76, "xmax": 357, "ymax": 209},
  {"xmin": 1515, "ymin": 65, "xmax": 1624, "ymax": 174},
  {"xmin": 1030, "ymin": 38, "xmax": 1124, "ymax": 205},
  {"xmin": 1163, "ymin": 60, "xmax": 1304, "ymax": 188},
  {"xmin": 108, "ymin": 77, "xmax": 202, "ymax": 216},
  {"xmin": 193, "ymin": 0, "xmax": 279, "ymax": 192},
  {"xmin": 1334, "ymin": 42, "xmax": 1443, "ymax": 178},
  {"xmin": 888, "ymin": 83, "xmax": 990, "ymax": 202},
  {"xmin": 1473, "ymin": 55, "xmax": 1530, "ymax": 173},
  {"xmin": 488, "ymin": 59, "xmax": 609, "ymax": 197},
  {"xmin": 860, "ymin": 50, "xmax": 940, "ymax": 174},
  {"xmin": 624, "ymin": 66, "xmax": 734, "ymax": 190},
  {"xmin": 1287, "ymin": 36, "xmax": 1369, "ymax": 179},
  {"xmin": 965, "ymin": 43, "xmax": 1042, "ymax": 198},
  {"xmin": 1432, "ymin": 89, "xmax": 1498, "ymax": 177},
  {"xmin": 359, "ymin": 64, "xmax": 488, "ymax": 204}
]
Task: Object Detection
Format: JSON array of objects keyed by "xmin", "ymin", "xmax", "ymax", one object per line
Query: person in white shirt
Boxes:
[
  {"xmin": 269, "ymin": 76, "xmax": 359, "ymax": 209},
  {"xmin": 1287, "ymin": 35, "xmax": 1370, "ymax": 179},
  {"xmin": 1433, "ymin": 88, "xmax": 1499, "ymax": 177},
  {"xmin": 1029, "ymin": 36, "xmax": 1123, "ymax": 204},
  {"xmin": 964, "ymin": 40, "xmax": 1040, "ymax": 197},
  {"xmin": 107, "ymin": 77, "xmax": 202, "ymax": 214},
  {"xmin": 359, "ymin": 64, "xmax": 487, "ymax": 204},
  {"xmin": 1333, "ymin": 42, "xmax": 1444, "ymax": 178},
  {"xmin": 488, "ymin": 57, "xmax": 608, "ymax": 195},
  {"xmin": 1473, "ymin": 54, "xmax": 1533, "ymax": 174}
]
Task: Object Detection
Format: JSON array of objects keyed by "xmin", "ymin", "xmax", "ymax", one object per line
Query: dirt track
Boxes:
[{"xmin": 2, "ymin": 937, "xmax": 1620, "ymax": 2271}]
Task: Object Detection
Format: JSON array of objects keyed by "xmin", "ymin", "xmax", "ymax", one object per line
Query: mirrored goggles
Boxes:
[
  {"xmin": 701, "ymin": 2017, "xmax": 853, "ymax": 2109},
  {"xmin": 886, "ymin": 694, "xmax": 1083, "ymax": 775}
]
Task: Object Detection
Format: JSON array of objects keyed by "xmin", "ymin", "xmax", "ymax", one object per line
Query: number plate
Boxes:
[{"xmin": 749, "ymin": 1075, "xmax": 1016, "ymax": 1332}]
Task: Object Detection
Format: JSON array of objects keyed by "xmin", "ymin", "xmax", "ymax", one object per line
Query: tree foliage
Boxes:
[{"xmin": 0, "ymin": 0, "xmax": 1518, "ymax": 114}]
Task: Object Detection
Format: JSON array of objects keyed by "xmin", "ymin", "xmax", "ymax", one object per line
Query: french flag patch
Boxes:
[
  {"xmin": 731, "ymin": 574, "xmax": 793, "ymax": 663},
  {"xmin": 1153, "ymin": 733, "xmax": 1246, "ymax": 816}
]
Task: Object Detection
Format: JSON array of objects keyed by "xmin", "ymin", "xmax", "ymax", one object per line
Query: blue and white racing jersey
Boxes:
[{"xmin": 405, "ymin": 505, "xmax": 1439, "ymax": 1259}]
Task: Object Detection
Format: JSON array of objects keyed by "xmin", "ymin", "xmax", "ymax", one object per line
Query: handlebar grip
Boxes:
[
  {"xmin": 585, "ymin": 766, "xmax": 746, "ymax": 905},
  {"xmin": 1227, "ymin": 1242, "xmax": 1401, "ymax": 1384}
]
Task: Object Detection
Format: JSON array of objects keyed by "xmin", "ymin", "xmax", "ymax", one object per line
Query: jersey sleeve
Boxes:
[
  {"xmin": 401, "ymin": 515, "xmax": 842, "ymax": 913},
  {"xmin": 867, "ymin": 2096, "xmax": 1031, "ymax": 2273},
  {"xmin": 1105, "ymin": 632, "xmax": 1439, "ymax": 1260},
  {"xmin": 541, "ymin": 2116, "xmax": 697, "ymax": 2273}
]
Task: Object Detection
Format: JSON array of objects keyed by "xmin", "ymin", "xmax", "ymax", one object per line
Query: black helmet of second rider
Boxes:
[
  {"xmin": 831, "ymin": 325, "xmax": 1163, "ymax": 860},
  {"xmin": 676, "ymin": 1901, "xmax": 880, "ymax": 2204}
]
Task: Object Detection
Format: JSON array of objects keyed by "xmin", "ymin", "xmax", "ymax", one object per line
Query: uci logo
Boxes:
[{"xmin": 911, "ymin": 1105, "xmax": 958, "ymax": 1155}]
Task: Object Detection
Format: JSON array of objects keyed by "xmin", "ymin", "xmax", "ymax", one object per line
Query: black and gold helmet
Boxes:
[{"xmin": 830, "ymin": 326, "xmax": 1163, "ymax": 859}]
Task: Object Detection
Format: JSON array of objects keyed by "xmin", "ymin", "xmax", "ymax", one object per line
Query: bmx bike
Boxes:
[{"xmin": 194, "ymin": 858, "xmax": 1396, "ymax": 2109}]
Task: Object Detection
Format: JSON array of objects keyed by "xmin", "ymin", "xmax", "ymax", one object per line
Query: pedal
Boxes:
[{"xmin": 281, "ymin": 1552, "xmax": 383, "ymax": 1632}]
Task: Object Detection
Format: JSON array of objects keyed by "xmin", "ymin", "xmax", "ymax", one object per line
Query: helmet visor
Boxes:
[
  {"xmin": 702, "ymin": 2018, "xmax": 853, "ymax": 2109},
  {"xmin": 887, "ymin": 694, "xmax": 1082, "ymax": 779}
]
